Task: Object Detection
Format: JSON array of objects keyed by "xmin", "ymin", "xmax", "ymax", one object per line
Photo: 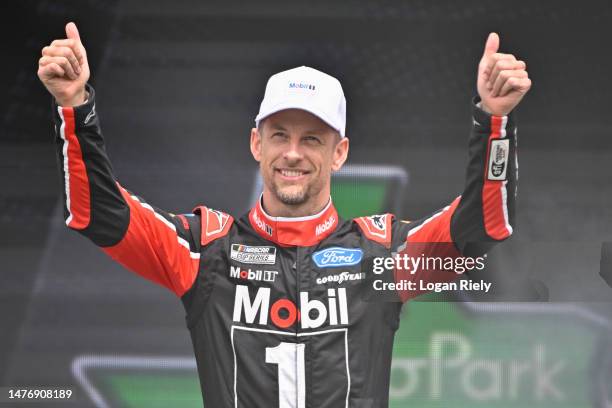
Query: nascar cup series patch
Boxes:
[
  {"xmin": 230, "ymin": 244, "xmax": 277, "ymax": 265},
  {"xmin": 487, "ymin": 138, "xmax": 509, "ymax": 181},
  {"xmin": 312, "ymin": 247, "xmax": 363, "ymax": 268}
]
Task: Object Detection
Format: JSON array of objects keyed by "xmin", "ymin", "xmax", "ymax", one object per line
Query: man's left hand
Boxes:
[{"xmin": 478, "ymin": 32, "xmax": 531, "ymax": 116}]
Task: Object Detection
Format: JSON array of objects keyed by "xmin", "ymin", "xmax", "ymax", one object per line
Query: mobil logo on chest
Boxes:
[{"xmin": 312, "ymin": 247, "xmax": 363, "ymax": 268}]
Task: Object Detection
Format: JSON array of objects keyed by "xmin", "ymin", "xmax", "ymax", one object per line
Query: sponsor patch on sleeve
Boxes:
[{"xmin": 487, "ymin": 139, "xmax": 509, "ymax": 181}]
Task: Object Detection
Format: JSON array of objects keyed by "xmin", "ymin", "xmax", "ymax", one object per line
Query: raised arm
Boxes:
[
  {"xmin": 38, "ymin": 22, "xmax": 203, "ymax": 297},
  {"xmin": 391, "ymin": 33, "xmax": 531, "ymax": 300}
]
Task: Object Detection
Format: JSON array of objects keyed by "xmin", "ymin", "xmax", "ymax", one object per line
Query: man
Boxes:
[{"xmin": 38, "ymin": 22, "xmax": 530, "ymax": 408}]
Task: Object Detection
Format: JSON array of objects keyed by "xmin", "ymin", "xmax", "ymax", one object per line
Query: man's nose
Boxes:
[{"xmin": 283, "ymin": 140, "xmax": 303, "ymax": 163}]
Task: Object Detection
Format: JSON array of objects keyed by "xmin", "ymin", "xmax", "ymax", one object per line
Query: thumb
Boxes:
[
  {"xmin": 65, "ymin": 22, "xmax": 81, "ymax": 43},
  {"xmin": 482, "ymin": 32, "xmax": 499, "ymax": 57}
]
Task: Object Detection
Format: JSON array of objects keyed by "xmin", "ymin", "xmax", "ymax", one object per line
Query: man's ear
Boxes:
[
  {"xmin": 250, "ymin": 127, "xmax": 261, "ymax": 162},
  {"xmin": 331, "ymin": 136, "xmax": 349, "ymax": 172}
]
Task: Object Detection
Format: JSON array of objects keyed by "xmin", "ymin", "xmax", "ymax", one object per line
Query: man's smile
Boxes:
[{"xmin": 275, "ymin": 168, "xmax": 311, "ymax": 181}]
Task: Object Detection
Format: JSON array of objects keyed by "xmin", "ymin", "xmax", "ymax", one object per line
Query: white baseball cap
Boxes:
[{"xmin": 255, "ymin": 66, "xmax": 347, "ymax": 137}]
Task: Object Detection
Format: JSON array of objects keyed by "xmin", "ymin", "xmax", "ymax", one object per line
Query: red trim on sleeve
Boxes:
[
  {"xmin": 482, "ymin": 116, "xmax": 512, "ymax": 240},
  {"xmin": 59, "ymin": 107, "xmax": 91, "ymax": 229},
  {"xmin": 102, "ymin": 186, "xmax": 200, "ymax": 297}
]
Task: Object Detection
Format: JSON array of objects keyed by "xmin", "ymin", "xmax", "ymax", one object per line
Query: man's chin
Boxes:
[{"xmin": 275, "ymin": 188, "xmax": 308, "ymax": 206}]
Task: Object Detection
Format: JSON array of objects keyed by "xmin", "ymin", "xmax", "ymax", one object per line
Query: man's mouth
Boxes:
[{"xmin": 275, "ymin": 168, "xmax": 310, "ymax": 180}]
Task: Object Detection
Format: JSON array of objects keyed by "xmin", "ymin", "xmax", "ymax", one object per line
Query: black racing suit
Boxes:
[{"xmin": 52, "ymin": 84, "xmax": 517, "ymax": 407}]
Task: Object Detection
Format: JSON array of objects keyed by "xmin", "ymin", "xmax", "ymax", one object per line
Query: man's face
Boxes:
[{"xmin": 250, "ymin": 109, "xmax": 349, "ymax": 208}]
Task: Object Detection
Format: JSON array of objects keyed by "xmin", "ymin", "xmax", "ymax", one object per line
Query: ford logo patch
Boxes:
[{"xmin": 312, "ymin": 247, "xmax": 363, "ymax": 268}]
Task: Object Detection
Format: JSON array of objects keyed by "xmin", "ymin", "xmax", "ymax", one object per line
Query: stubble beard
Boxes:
[
  {"xmin": 271, "ymin": 181, "xmax": 310, "ymax": 206},
  {"xmin": 269, "ymin": 175, "xmax": 324, "ymax": 207}
]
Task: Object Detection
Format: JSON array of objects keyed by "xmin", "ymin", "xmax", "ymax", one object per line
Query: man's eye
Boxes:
[{"xmin": 304, "ymin": 136, "xmax": 322, "ymax": 144}]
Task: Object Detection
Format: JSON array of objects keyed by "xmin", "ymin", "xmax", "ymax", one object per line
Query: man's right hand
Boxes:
[{"xmin": 38, "ymin": 22, "xmax": 89, "ymax": 107}]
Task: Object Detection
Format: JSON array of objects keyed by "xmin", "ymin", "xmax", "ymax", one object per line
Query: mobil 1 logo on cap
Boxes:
[{"xmin": 487, "ymin": 139, "xmax": 509, "ymax": 181}]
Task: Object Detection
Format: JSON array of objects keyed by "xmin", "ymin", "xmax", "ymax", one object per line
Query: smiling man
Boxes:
[
  {"xmin": 251, "ymin": 65, "xmax": 349, "ymax": 219},
  {"xmin": 38, "ymin": 22, "xmax": 530, "ymax": 408}
]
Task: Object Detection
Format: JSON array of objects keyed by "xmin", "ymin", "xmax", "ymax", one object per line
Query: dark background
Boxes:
[{"xmin": 1, "ymin": 0, "xmax": 611, "ymax": 405}]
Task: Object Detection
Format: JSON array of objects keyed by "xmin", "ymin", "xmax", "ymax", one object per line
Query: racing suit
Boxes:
[{"xmin": 52, "ymin": 84, "xmax": 517, "ymax": 408}]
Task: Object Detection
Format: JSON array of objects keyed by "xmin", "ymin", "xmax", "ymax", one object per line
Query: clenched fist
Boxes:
[
  {"xmin": 478, "ymin": 33, "xmax": 531, "ymax": 116},
  {"xmin": 38, "ymin": 22, "xmax": 89, "ymax": 107}
]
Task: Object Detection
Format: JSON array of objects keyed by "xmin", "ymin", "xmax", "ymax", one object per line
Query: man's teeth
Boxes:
[{"xmin": 280, "ymin": 169, "xmax": 305, "ymax": 177}]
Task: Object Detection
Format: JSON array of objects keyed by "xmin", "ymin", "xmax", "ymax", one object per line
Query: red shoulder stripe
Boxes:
[
  {"xmin": 406, "ymin": 197, "xmax": 460, "ymax": 243},
  {"xmin": 103, "ymin": 186, "xmax": 200, "ymax": 297},
  {"xmin": 395, "ymin": 198, "xmax": 462, "ymax": 302},
  {"xmin": 354, "ymin": 214, "xmax": 393, "ymax": 248},
  {"xmin": 193, "ymin": 206, "xmax": 234, "ymax": 246}
]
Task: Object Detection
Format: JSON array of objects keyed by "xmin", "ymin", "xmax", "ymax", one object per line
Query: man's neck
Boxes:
[
  {"xmin": 260, "ymin": 190, "xmax": 330, "ymax": 218},
  {"xmin": 248, "ymin": 192, "xmax": 339, "ymax": 246}
]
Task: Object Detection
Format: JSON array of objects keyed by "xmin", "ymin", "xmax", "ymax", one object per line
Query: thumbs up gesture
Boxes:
[
  {"xmin": 477, "ymin": 33, "xmax": 531, "ymax": 116},
  {"xmin": 38, "ymin": 22, "xmax": 90, "ymax": 107}
]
